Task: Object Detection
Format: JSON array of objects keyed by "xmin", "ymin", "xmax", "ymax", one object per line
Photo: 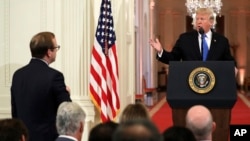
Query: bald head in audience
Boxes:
[{"xmin": 185, "ymin": 105, "xmax": 216, "ymax": 141}]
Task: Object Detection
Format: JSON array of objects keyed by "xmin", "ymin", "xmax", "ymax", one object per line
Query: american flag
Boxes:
[{"xmin": 89, "ymin": 0, "xmax": 120, "ymax": 122}]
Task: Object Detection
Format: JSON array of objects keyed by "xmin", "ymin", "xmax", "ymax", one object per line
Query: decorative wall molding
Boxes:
[
  {"xmin": 4, "ymin": 0, "xmax": 10, "ymax": 86},
  {"xmin": 159, "ymin": 9, "xmax": 182, "ymax": 15},
  {"xmin": 61, "ymin": 0, "xmax": 85, "ymax": 97},
  {"xmin": 40, "ymin": 0, "xmax": 47, "ymax": 30},
  {"xmin": 229, "ymin": 10, "xmax": 250, "ymax": 15}
]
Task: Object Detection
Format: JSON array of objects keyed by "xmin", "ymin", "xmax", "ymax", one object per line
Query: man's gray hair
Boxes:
[{"xmin": 56, "ymin": 102, "xmax": 86, "ymax": 135}]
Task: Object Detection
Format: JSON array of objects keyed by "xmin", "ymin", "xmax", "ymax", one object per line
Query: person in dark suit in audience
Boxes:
[
  {"xmin": 186, "ymin": 105, "xmax": 216, "ymax": 141},
  {"xmin": 88, "ymin": 121, "xmax": 119, "ymax": 141},
  {"xmin": 149, "ymin": 8, "xmax": 235, "ymax": 64},
  {"xmin": 0, "ymin": 118, "xmax": 29, "ymax": 141},
  {"xmin": 113, "ymin": 119, "xmax": 163, "ymax": 141},
  {"xmin": 120, "ymin": 103, "xmax": 150, "ymax": 123},
  {"xmin": 11, "ymin": 31, "xmax": 72, "ymax": 141},
  {"xmin": 55, "ymin": 101, "xmax": 86, "ymax": 141},
  {"xmin": 162, "ymin": 126, "xmax": 196, "ymax": 141}
]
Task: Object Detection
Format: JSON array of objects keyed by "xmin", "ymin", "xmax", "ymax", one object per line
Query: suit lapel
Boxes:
[
  {"xmin": 207, "ymin": 32, "xmax": 217, "ymax": 60},
  {"xmin": 193, "ymin": 31, "xmax": 202, "ymax": 59}
]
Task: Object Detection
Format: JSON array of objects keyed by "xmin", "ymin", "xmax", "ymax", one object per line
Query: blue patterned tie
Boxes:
[{"xmin": 202, "ymin": 34, "xmax": 208, "ymax": 61}]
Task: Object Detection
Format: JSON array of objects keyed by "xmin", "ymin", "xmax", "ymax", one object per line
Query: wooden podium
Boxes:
[{"xmin": 167, "ymin": 61, "xmax": 237, "ymax": 141}]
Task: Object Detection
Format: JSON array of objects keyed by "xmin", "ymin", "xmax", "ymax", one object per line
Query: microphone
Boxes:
[{"xmin": 198, "ymin": 27, "xmax": 205, "ymax": 35}]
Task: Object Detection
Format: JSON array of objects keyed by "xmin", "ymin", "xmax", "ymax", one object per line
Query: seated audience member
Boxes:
[
  {"xmin": 88, "ymin": 121, "xmax": 119, "ymax": 141},
  {"xmin": 162, "ymin": 126, "xmax": 196, "ymax": 141},
  {"xmin": 55, "ymin": 102, "xmax": 86, "ymax": 141},
  {"xmin": 120, "ymin": 103, "xmax": 150, "ymax": 123},
  {"xmin": 0, "ymin": 118, "xmax": 29, "ymax": 141},
  {"xmin": 113, "ymin": 119, "xmax": 163, "ymax": 141},
  {"xmin": 185, "ymin": 105, "xmax": 216, "ymax": 141}
]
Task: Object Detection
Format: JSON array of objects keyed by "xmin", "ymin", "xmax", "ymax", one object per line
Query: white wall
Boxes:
[{"xmin": 0, "ymin": 0, "xmax": 135, "ymax": 140}]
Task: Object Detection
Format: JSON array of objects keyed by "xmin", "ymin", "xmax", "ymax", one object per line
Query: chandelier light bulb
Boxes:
[{"xmin": 185, "ymin": 0, "xmax": 223, "ymax": 17}]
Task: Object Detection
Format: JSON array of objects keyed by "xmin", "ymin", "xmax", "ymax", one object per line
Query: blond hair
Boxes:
[
  {"xmin": 120, "ymin": 103, "xmax": 150, "ymax": 123},
  {"xmin": 192, "ymin": 8, "xmax": 217, "ymax": 29}
]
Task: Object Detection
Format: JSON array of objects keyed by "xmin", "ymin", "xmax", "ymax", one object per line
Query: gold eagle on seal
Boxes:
[{"xmin": 188, "ymin": 67, "xmax": 215, "ymax": 94}]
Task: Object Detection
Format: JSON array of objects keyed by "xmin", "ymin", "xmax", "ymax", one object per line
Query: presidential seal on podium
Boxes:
[{"xmin": 188, "ymin": 67, "xmax": 215, "ymax": 94}]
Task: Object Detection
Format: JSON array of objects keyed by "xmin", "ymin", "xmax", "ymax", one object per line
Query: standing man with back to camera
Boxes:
[
  {"xmin": 11, "ymin": 31, "xmax": 72, "ymax": 141},
  {"xmin": 150, "ymin": 8, "xmax": 235, "ymax": 63}
]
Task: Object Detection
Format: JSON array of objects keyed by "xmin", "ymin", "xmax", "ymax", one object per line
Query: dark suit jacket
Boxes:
[
  {"xmin": 55, "ymin": 136, "xmax": 76, "ymax": 141},
  {"xmin": 157, "ymin": 30, "xmax": 235, "ymax": 64},
  {"xmin": 11, "ymin": 58, "xmax": 72, "ymax": 141}
]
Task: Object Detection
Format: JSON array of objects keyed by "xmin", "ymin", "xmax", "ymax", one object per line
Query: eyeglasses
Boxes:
[{"xmin": 52, "ymin": 45, "xmax": 60, "ymax": 50}]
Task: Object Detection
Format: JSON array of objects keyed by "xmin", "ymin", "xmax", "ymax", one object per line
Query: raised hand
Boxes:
[{"xmin": 149, "ymin": 38, "xmax": 163, "ymax": 53}]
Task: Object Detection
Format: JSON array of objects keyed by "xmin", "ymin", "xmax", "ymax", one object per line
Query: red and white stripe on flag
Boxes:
[{"xmin": 89, "ymin": 0, "xmax": 120, "ymax": 122}]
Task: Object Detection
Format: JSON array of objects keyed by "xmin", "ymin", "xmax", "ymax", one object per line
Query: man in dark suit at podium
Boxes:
[
  {"xmin": 149, "ymin": 8, "xmax": 235, "ymax": 63},
  {"xmin": 150, "ymin": 8, "xmax": 236, "ymax": 141}
]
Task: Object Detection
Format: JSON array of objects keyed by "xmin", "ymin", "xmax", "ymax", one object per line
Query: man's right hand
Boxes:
[
  {"xmin": 149, "ymin": 38, "xmax": 163, "ymax": 53},
  {"xmin": 66, "ymin": 85, "xmax": 71, "ymax": 94}
]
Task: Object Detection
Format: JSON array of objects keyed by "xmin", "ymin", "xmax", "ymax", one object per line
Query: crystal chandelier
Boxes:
[{"xmin": 185, "ymin": 0, "xmax": 223, "ymax": 17}]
